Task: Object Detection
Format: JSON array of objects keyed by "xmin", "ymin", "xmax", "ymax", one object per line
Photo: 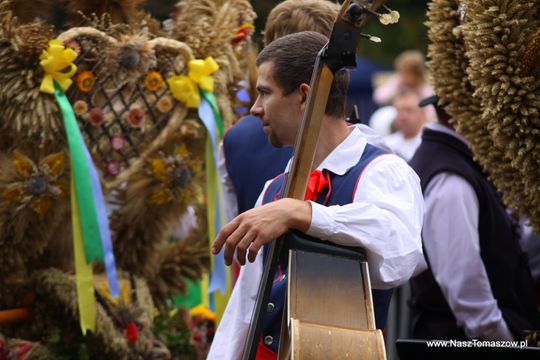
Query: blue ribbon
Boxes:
[
  {"xmin": 82, "ymin": 144, "xmax": 120, "ymax": 299},
  {"xmin": 55, "ymin": 83, "xmax": 120, "ymax": 300},
  {"xmin": 198, "ymin": 93, "xmax": 227, "ymax": 295}
]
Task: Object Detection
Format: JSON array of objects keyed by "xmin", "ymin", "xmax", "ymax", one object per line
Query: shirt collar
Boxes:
[{"xmin": 284, "ymin": 126, "xmax": 367, "ymax": 176}]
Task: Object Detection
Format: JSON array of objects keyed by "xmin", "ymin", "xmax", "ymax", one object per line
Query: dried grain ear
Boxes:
[{"xmin": 427, "ymin": 0, "xmax": 540, "ymax": 232}]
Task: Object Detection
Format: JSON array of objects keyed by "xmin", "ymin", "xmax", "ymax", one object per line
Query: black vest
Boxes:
[{"xmin": 408, "ymin": 128, "xmax": 540, "ymax": 340}]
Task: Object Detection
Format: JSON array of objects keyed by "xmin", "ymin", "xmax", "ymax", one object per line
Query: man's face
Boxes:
[
  {"xmin": 393, "ymin": 93, "xmax": 426, "ymax": 139},
  {"xmin": 250, "ymin": 61, "xmax": 304, "ymax": 147}
]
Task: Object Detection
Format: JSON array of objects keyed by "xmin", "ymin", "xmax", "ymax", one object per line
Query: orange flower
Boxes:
[
  {"xmin": 76, "ymin": 71, "xmax": 96, "ymax": 93},
  {"xmin": 144, "ymin": 71, "xmax": 164, "ymax": 92},
  {"xmin": 2, "ymin": 150, "xmax": 68, "ymax": 215}
]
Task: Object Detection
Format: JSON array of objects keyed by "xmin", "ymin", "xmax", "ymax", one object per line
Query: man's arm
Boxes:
[
  {"xmin": 305, "ymin": 155, "xmax": 425, "ymax": 289},
  {"xmin": 213, "ymin": 154, "xmax": 425, "ymax": 289},
  {"xmin": 212, "ymin": 198, "xmax": 311, "ymax": 265},
  {"xmin": 423, "ymin": 173, "xmax": 514, "ymax": 340}
]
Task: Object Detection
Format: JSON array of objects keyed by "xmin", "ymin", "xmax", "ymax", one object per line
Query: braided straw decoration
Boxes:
[
  {"xmin": 172, "ymin": 0, "xmax": 256, "ymax": 128},
  {"xmin": 521, "ymin": 28, "xmax": 540, "ymax": 75},
  {"xmin": 426, "ymin": 0, "xmax": 502, "ymax": 175},
  {"xmin": 460, "ymin": 0, "xmax": 540, "ymax": 232},
  {"xmin": 428, "ymin": 0, "xmax": 540, "ymax": 232},
  {"xmin": 0, "ymin": 0, "xmax": 63, "ymax": 149}
]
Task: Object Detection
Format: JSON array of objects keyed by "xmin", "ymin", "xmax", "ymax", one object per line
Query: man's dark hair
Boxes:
[{"xmin": 256, "ymin": 31, "xmax": 349, "ymax": 118}]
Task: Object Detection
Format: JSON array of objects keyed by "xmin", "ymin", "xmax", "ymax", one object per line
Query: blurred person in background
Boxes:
[
  {"xmin": 408, "ymin": 95, "xmax": 540, "ymax": 341},
  {"xmin": 383, "ymin": 89, "xmax": 426, "ymax": 161},
  {"xmin": 373, "ymin": 50, "xmax": 433, "ymax": 106}
]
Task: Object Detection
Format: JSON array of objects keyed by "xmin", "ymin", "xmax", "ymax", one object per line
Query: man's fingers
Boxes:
[
  {"xmin": 248, "ymin": 236, "xmax": 265, "ymax": 263},
  {"xmin": 236, "ymin": 230, "xmax": 257, "ymax": 266},
  {"xmin": 223, "ymin": 222, "xmax": 249, "ymax": 266},
  {"xmin": 212, "ymin": 220, "xmax": 238, "ymax": 254}
]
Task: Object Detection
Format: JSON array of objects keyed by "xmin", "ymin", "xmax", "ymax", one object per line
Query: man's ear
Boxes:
[{"xmin": 299, "ymin": 83, "xmax": 310, "ymax": 104}]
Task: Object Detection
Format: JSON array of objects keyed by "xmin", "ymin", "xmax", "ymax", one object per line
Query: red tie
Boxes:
[{"xmin": 304, "ymin": 169, "xmax": 329, "ymax": 201}]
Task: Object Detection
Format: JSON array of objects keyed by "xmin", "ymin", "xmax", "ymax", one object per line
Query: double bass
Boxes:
[{"xmin": 242, "ymin": 1, "xmax": 398, "ymax": 359}]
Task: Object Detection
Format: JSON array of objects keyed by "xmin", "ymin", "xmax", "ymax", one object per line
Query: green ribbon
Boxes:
[
  {"xmin": 54, "ymin": 83, "xmax": 104, "ymax": 263},
  {"xmin": 201, "ymin": 89, "xmax": 224, "ymax": 138}
]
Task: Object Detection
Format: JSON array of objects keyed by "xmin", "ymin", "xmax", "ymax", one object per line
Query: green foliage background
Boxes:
[{"xmin": 251, "ymin": 0, "xmax": 429, "ymax": 66}]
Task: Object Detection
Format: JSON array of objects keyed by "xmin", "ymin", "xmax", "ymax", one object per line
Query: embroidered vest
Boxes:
[{"xmin": 259, "ymin": 143, "xmax": 393, "ymax": 354}]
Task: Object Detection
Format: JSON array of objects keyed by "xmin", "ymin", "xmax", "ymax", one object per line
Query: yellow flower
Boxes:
[
  {"xmin": 166, "ymin": 56, "xmax": 219, "ymax": 108},
  {"xmin": 2, "ymin": 150, "xmax": 68, "ymax": 215},
  {"xmin": 190, "ymin": 304, "xmax": 216, "ymax": 321},
  {"xmin": 39, "ymin": 39, "xmax": 78, "ymax": 94},
  {"xmin": 167, "ymin": 75, "xmax": 200, "ymax": 108},
  {"xmin": 76, "ymin": 71, "xmax": 96, "ymax": 93},
  {"xmin": 144, "ymin": 71, "xmax": 164, "ymax": 92},
  {"xmin": 188, "ymin": 57, "xmax": 219, "ymax": 93}
]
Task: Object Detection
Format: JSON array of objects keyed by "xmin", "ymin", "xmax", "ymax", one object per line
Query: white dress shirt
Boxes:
[
  {"xmin": 421, "ymin": 123, "xmax": 514, "ymax": 341},
  {"xmin": 208, "ymin": 127, "xmax": 425, "ymax": 359},
  {"xmin": 218, "ymin": 123, "xmax": 395, "ymax": 223},
  {"xmin": 383, "ymin": 131, "xmax": 422, "ymax": 161}
]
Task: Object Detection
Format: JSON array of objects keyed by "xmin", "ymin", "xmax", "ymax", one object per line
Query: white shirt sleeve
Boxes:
[
  {"xmin": 207, "ymin": 182, "xmax": 271, "ymax": 359},
  {"xmin": 307, "ymin": 154, "xmax": 426, "ymax": 289},
  {"xmin": 423, "ymin": 173, "xmax": 514, "ymax": 341},
  {"xmin": 207, "ymin": 252, "xmax": 263, "ymax": 359},
  {"xmin": 218, "ymin": 141, "xmax": 239, "ymax": 223}
]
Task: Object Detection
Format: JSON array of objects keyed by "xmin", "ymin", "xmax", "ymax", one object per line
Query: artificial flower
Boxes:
[
  {"xmin": 111, "ymin": 136, "xmax": 126, "ymax": 151},
  {"xmin": 2, "ymin": 150, "xmax": 68, "ymax": 215},
  {"xmin": 106, "ymin": 160, "xmax": 121, "ymax": 176},
  {"xmin": 88, "ymin": 107, "xmax": 105, "ymax": 127},
  {"xmin": 144, "ymin": 71, "xmax": 164, "ymax": 92},
  {"xmin": 73, "ymin": 100, "xmax": 89, "ymax": 116},
  {"xmin": 39, "ymin": 39, "xmax": 78, "ymax": 94},
  {"xmin": 167, "ymin": 75, "xmax": 199, "ymax": 108},
  {"xmin": 188, "ymin": 57, "xmax": 219, "ymax": 93},
  {"xmin": 127, "ymin": 108, "xmax": 145, "ymax": 128},
  {"xmin": 147, "ymin": 144, "xmax": 200, "ymax": 205},
  {"xmin": 156, "ymin": 95, "xmax": 173, "ymax": 114},
  {"xmin": 232, "ymin": 22, "xmax": 255, "ymax": 44},
  {"xmin": 76, "ymin": 71, "xmax": 96, "ymax": 93},
  {"xmin": 124, "ymin": 322, "xmax": 139, "ymax": 344}
]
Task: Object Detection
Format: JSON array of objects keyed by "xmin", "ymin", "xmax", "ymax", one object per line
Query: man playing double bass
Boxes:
[{"xmin": 208, "ymin": 31, "xmax": 425, "ymax": 359}]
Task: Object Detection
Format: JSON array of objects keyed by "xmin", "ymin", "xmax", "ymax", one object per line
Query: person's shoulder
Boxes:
[
  {"xmin": 226, "ymin": 115, "xmax": 261, "ymax": 135},
  {"xmin": 366, "ymin": 151, "xmax": 418, "ymax": 180},
  {"xmin": 223, "ymin": 115, "xmax": 264, "ymax": 145}
]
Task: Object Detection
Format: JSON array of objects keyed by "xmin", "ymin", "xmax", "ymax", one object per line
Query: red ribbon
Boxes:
[{"xmin": 304, "ymin": 170, "xmax": 329, "ymax": 201}]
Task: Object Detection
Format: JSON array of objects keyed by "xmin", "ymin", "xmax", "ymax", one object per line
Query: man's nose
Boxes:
[{"xmin": 250, "ymin": 96, "xmax": 263, "ymax": 116}]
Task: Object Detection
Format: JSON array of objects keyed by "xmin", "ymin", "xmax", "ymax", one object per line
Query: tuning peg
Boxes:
[
  {"xmin": 360, "ymin": 33, "xmax": 382, "ymax": 43},
  {"xmin": 363, "ymin": 5, "xmax": 400, "ymax": 26},
  {"xmin": 380, "ymin": 5, "xmax": 400, "ymax": 25},
  {"xmin": 379, "ymin": 10, "xmax": 400, "ymax": 25}
]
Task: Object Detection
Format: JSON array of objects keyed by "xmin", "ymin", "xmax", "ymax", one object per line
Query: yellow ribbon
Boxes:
[
  {"xmin": 71, "ymin": 177, "xmax": 96, "ymax": 334},
  {"xmin": 167, "ymin": 75, "xmax": 200, "ymax": 108},
  {"xmin": 188, "ymin": 57, "xmax": 219, "ymax": 93},
  {"xmin": 39, "ymin": 39, "xmax": 78, "ymax": 94},
  {"xmin": 167, "ymin": 57, "xmax": 219, "ymax": 108}
]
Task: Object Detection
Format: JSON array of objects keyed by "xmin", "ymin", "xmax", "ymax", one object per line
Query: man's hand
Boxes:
[{"xmin": 212, "ymin": 198, "xmax": 312, "ymax": 266}]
